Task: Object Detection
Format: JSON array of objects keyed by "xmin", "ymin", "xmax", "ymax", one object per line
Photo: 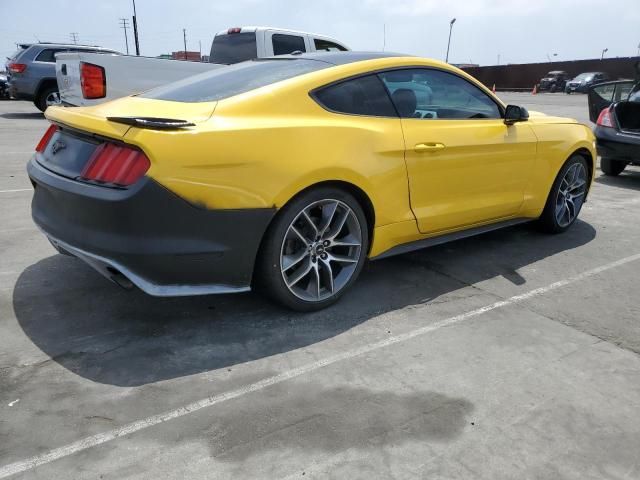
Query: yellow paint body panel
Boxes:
[{"xmin": 45, "ymin": 56, "xmax": 596, "ymax": 259}]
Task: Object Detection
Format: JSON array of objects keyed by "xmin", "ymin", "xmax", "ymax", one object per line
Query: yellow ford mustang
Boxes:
[{"xmin": 29, "ymin": 52, "xmax": 595, "ymax": 310}]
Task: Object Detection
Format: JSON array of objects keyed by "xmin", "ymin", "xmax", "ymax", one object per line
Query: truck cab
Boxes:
[{"xmin": 210, "ymin": 26, "xmax": 349, "ymax": 64}]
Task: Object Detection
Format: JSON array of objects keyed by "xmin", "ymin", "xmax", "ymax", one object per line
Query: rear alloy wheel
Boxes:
[
  {"xmin": 35, "ymin": 85, "xmax": 61, "ymax": 112},
  {"xmin": 539, "ymin": 155, "xmax": 589, "ymax": 233},
  {"xmin": 257, "ymin": 187, "xmax": 368, "ymax": 311},
  {"xmin": 600, "ymin": 157, "xmax": 627, "ymax": 176}
]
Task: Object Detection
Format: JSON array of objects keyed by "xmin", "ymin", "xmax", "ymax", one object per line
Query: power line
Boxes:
[
  {"xmin": 119, "ymin": 18, "xmax": 130, "ymax": 55},
  {"xmin": 69, "ymin": 32, "xmax": 79, "ymax": 44}
]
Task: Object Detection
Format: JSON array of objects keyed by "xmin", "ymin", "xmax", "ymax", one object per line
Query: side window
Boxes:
[
  {"xmin": 313, "ymin": 75, "xmax": 397, "ymax": 117},
  {"xmin": 35, "ymin": 49, "xmax": 64, "ymax": 63},
  {"xmin": 379, "ymin": 68, "xmax": 502, "ymax": 120},
  {"xmin": 272, "ymin": 34, "xmax": 306, "ymax": 55},
  {"xmin": 314, "ymin": 39, "xmax": 347, "ymax": 52}
]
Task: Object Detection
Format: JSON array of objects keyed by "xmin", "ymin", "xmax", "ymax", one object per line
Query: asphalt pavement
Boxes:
[{"xmin": 1, "ymin": 94, "xmax": 639, "ymax": 479}]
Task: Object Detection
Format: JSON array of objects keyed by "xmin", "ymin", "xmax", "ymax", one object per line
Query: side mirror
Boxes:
[{"xmin": 504, "ymin": 104, "xmax": 529, "ymax": 125}]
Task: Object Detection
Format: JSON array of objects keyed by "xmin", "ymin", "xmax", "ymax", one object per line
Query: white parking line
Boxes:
[
  {"xmin": 0, "ymin": 188, "xmax": 31, "ymax": 193},
  {"xmin": 1, "ymin": 252, "xmax": 639, "ymax": 479}
]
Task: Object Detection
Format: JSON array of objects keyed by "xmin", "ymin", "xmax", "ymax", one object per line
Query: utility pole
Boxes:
[
  {"xmin": 70, "ymin": 32, "xmax": 79, "ymax": 44},
  {"xmin": 497, "ymin": 54, "xmax": 500, "ymax": 65},
  {"xmin": 132, "ymin": 0, "xmax": 140, "ymax": 56},
  {"xmin": 445, "ymin": 18, "xmax": 456, "ymax": 63},
  {"xmin": 119, "ymin": 18, "xmax": 130, "ymax": 55},
  {"xmin": 183, "ymin": 29, "xmax": 187, "ymax": 60},
  {"xmin": 199, "ymin": 40, "xmax": 202, "ymax": 61},
  {"xmin": 383, "ymin": 23, "xmax": 386, "ymax": 52}
]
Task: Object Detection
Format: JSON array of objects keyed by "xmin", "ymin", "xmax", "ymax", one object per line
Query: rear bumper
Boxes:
[
  {"xmin": 7, "ymin": 79, "xmax": 35, "ymax": 101},
  {"xmin": 595, "ymin": 126, "xmax": 640, "ymax": 164},
  {"xmin": 28, "ymin": 157, "xmax": 276, "ymax": 296}
]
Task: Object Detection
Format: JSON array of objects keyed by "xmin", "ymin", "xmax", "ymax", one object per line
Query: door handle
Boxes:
[{"xmin": 414, "ymin": 143, "xmax": 445, "ymax": 153}]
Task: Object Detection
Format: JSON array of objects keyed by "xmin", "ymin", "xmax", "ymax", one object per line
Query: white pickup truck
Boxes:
[{"xmin": 56, "ymin": 26, "xmax": 349, "ymax": 107}]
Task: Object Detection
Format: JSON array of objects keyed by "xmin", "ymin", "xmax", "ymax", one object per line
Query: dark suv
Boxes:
[
  {"xmin": 5, "ymin": 43, "xmax": 119, "ymax": 111},
  {"xmin": 538, "ymin": 71, "xmax": 570, "ymax": 93}
]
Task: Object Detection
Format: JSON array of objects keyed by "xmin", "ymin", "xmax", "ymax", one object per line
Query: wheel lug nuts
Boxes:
[{"xmin": 323, "ymin": 240, "xmax": 330, "ymax": 246}]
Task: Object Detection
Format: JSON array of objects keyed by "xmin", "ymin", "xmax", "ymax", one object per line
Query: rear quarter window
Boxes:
[
  {"xmin": 313, "ymin": 75, "xmax": 397, "ymax": 117},
  {"xmin": 142, "ymin": 59, "xmax": 330, "ymax": 103},
  {"xmin": 35, "ymin": 49, "xmax": 64, "ymax": 63}
]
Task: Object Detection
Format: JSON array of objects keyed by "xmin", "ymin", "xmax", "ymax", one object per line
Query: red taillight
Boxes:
[
  {"xmin": 80, "ymin": 62, "xmax": 106, "ymax": 99},
  {"xmin": 35, "ymin": 124, "xmax": 59, "ymax": 153},
  {"xmin": 8, "ymin": 63, "xmax": 27, "ymax": 73},
  {"xmin": 596, "ymin": 107, "xmax": 615, "ymax": 128},
  {"xmin": 81, "ymin": 143, "xmax": 150, "ymax": 186},
  {"xmin": 227, "ymin": 27, "xmax": 242, "ymax": 34}
]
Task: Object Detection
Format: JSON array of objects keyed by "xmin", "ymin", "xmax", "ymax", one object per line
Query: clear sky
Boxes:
[{"xmin": 1, "ymin": 0, "xmax": 639, "ymax": 66}]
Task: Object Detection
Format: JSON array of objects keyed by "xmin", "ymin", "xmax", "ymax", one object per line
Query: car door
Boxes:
[
  {"xmin": 588, "ymin": 80, "xmax": 636, "ymax": 122},
  {"xmin": 379, "ymin": 68, "xmax": 537, "ymax": 234}
]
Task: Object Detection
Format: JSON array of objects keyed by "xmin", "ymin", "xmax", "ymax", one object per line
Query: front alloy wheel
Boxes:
[
  {"xmin": 257, "ymin": 187, "xmax": 368, "ymax": 311},
  {"xmin": 539, "ymin": 155, "xmax": 589, "ymax": 233},
  {"xmin": 554, "ymin": 161, "xmax": 587, "ymax": 228}
]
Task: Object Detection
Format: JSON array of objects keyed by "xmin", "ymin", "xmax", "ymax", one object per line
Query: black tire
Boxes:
[
  {"xmin": 538, "ymin": 155, "xmax": 589, "ymax": 234},
  {"xmin": 600, "ymin": 157, "xmax": 627, "ymax": 176},
  {"xmin": 35, "ymin": 85, "xmax": 59, "ymax": 112},
  {"xmin": 255, "ymin": 186, "xmax": 369, "ymax": 311}
]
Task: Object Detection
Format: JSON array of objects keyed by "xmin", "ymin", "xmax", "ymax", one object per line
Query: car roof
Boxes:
[{"xmin": 265, "ymin": 51, "xmax": 410, "ymax": 66}]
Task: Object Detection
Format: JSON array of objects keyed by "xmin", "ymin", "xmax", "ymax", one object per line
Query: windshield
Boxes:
[
  {"xmin": 142, "ymin": 58, "xmax": 331, "ymax": 103},
  {"xmin": 574, "ymin": 73, "xmax": 594, "ymax": 81},
  {"xmin": 210, "ymin": 33, "xmax": 257, "ymax": 65}
]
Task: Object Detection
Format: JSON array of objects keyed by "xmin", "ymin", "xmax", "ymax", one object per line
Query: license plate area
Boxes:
[{"xmin": 37, "ymin": 128, "xmax": 101, "ymax": 179}]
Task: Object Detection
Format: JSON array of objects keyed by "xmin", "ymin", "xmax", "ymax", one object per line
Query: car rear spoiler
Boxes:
[{"xmin": 107, "ymin": 116, "xmax": 196, "ymax": 129}]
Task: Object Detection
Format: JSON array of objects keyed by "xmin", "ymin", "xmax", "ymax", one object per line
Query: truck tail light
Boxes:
[
  {"xmin": 80, "ymin": 62, "xmax": 106, "ymax": 99},
  {"xmin": 80, "ymin": 143, "xmax": 150, "ymax": 186},
  {"xmin": 596, "ymin": 107, "xmax": 615, "ymax": 128},
  {"xmin": 35, "ymin": 124, "xmax": 59, "ymax": 152},
  {"xmin": 8, "ymin": 63, "xmax": 27, "ymax": 73},
  {"xmin": 227, "ymin": 27, "xmax": 242, "ymax": 34}
]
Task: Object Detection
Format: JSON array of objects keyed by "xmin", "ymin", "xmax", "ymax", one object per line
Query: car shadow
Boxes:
[
  {"xmin": 594, "ymin": 168, "xmax": 640, "ymax": 191},
  {"xmin": 12, "ymin": 220, "xmax": 596, "ymax": 387},
  {"xmin": 0, "ymin": 112, "xmax": 44, "ymax": 120}
]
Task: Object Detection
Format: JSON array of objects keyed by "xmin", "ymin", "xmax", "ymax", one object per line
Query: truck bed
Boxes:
[{"xmin": 56, "ymin": 52, "xmax": 220, "ymax": 107}]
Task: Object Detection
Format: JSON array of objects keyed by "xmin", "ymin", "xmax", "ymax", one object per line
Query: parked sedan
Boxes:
[
  {"xmin": 29, "ymin": 52, "xmax": 595, "ymax": 310},
  {"xmin": 588, "ymin": 76, "xmax": 640, "ymax": 175},
  {"xmin": 565, "ymin": 72, "xmax": 609, "ymax": 94}
]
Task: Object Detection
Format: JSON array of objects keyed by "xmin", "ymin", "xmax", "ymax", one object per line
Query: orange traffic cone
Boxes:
[
  {"xmin": 532, "ymin": 84, "xmax": 538, "ymax": 95},
  {"xmin": 492, "ymin": 84, "xmax": 496, "ymax": 93}
]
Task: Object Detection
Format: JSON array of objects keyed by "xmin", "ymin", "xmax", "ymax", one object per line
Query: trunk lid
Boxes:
[
  {"xmin": 45, "ymin": 96, "xmax": 217, "ymax": 138},
  {"xmin": 39, "ymin": 97, "xmax": 215, "ymax": 180}
]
